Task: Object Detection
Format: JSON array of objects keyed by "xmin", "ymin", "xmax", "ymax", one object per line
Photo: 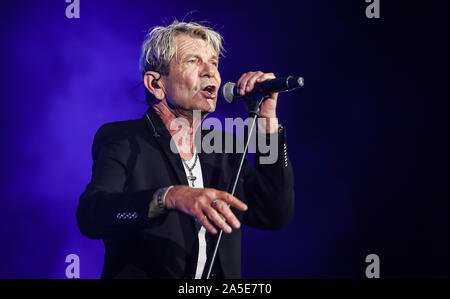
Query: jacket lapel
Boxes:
[
  {"xmin": 142, "ymin": 107, "xmax": 225, "ymax": 190},
  {"xmin": 143, "ymin": 107, "xmax": 188, "ymax": 186}
]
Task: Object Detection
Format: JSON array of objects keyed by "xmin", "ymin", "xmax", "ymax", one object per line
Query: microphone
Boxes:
[{"xmin": 220, "ymin": 76, "xmax": 304, "ymax": 104}]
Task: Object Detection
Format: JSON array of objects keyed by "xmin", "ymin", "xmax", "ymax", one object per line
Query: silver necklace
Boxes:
[{"xmin": 182, "ymin": 153, "xmax": 198, "ymax": 187}]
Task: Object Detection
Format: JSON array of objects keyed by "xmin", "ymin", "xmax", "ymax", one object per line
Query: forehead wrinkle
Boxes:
[{"xmin": 175, "ymin": 35, "xmax": 218, "ymax": 63}]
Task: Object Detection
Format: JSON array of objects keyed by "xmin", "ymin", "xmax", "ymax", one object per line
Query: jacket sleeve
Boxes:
[
  {"xmin": 76, "ymin": 124, "xmax": 157, "ymax": 239},
  {"xmin": 241, "ymin": 124, "xmax": 295, "ymax": 230}
]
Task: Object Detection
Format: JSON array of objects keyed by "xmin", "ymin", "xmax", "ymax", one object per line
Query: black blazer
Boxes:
[{"xmin": 76, "ymin": 107, "xmax": 295, "ymax": 279}]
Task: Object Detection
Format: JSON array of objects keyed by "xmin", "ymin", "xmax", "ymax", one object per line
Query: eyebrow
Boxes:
[{"xmin": 185, "ymin": 54, "xmax": 219, "ymax": 61}]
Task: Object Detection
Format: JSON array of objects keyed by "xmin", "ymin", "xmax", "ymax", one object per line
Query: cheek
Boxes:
[
  {"xmin": 179, "ymin": 71, "xmax": 199, "ymax": 93},
  {"xmin": 214, "ymin": 70, "xmax": 221, "ymax": 84},
  {"xmin": 187, "ymin": 77, "xmax": 201, "ymax": 94}
]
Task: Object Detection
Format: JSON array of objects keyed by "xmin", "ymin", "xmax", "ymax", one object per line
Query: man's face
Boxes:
[{"xmin": 161, "ymin": 34, "xmax": 221, "ymax": 113}]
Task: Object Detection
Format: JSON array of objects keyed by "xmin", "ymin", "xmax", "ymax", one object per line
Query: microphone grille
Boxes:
[{"xmin": 220, "ymin": 82, "xmax": 236, "ymax": 104}]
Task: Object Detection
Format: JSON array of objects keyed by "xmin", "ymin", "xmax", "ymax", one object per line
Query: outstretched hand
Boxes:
[{"xmin": 165, "ymin": 186, "xmax": 248, "ymax": 234}]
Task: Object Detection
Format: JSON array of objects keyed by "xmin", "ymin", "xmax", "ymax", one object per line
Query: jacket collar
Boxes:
[
  {"xmin": 143, "ymin": 107, "xmax": 188, "ymax": 186},
  {"xmin": 142, "ymin": 106, "xmax": 219, "ymax": 189}
]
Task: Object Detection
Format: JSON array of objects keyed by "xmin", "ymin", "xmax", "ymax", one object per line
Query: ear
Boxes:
[{"xmin": 144, "ymin": 71, "xmax": 165, "ymax": 101}]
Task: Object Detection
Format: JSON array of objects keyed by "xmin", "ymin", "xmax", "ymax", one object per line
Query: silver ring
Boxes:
[{"xmin": 211, "ymin": 199, "xmax": 219, "ymax": 208}]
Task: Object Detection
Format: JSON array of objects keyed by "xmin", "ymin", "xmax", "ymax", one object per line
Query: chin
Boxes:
[{"xmin": 197, "ymin": 99, "xmax": 217, "ymax": 113}]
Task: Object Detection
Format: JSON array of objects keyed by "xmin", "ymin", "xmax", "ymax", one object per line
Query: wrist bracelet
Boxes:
[{"xmin": 157, "ymin": 185, "xmax": 174, "ymax": 211}]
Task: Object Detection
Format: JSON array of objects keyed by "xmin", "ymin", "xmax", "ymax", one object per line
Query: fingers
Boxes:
[
  {"xmin": 255, "ymin": 72, "xmax": 276, "ymax": 86},
  {"xmin": 196, "ymin": 213, "xmax": 218, "ymax": 234},
  {"xmin": 245, "ymin": 72, "xmax": 272, "ymax": 94},
  {"xmin": 214, "ymin": 200, "xmax": 241, "ymax": 230},
  {"xmin": 203, "ymin": 199, "xmax": 241, "ymax": 234},
  {"xmin": 236, "ymin": 71, "xmax": 276, "ymax": 96},
  {"xmin": 216, "ymin": 190, "xmax": 248, "ymax": 211},
  {"xmin": 205, "ymin": 206, "xmax": 233, "ymax": 233},
  {"xmin": 236, "ymin": 72, "xmax": 256, "ymax": 95},
  {"xmin": 188, "ymin": 188, "xmax": 248, "ymax": 234},
  {"xmin": 202, "ymin": 189, "xmax": 247, "ymax": 234}
]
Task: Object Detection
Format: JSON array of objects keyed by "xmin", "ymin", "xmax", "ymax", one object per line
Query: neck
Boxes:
[{"xmin": 153, "ymin": 101, "xmax": 205, "ymax": 160}]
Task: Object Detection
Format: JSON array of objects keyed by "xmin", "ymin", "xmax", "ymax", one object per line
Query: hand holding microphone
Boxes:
[
  {"xmin": 220, "ymin": 72, "xmax": 304, "ymax": 104},
  {"xmin": 219, "ymin": 71, "xmax": 304, "ymax": 125}
]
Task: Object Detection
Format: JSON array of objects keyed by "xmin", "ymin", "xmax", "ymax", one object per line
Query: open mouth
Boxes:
[{"xmin": 202, "ymin": 85, "xmax": 217, "ymax": 98}]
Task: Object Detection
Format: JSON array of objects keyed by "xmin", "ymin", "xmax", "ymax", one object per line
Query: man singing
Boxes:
[{"xmin": 77, "ymin": 20, "xmax": 295, "ymax": 279}]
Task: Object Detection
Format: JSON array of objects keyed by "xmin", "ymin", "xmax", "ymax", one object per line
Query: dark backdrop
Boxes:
[{"xmin": 0, "ymin": 0, "xmax": 448, "ymax": 278}]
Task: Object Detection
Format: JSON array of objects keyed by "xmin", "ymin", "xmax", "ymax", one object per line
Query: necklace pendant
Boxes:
[{"xmin": 188, "ymin": 175, "xmax": 197, "ymax": 187}]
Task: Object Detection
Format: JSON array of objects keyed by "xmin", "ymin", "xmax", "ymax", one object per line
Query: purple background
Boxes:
[{"xmin": 0, "ymin": 0, "xmax": 448, "ymax": 278}]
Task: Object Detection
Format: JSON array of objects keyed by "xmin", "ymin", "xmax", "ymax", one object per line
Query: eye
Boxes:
[{"xmin": 187, "ymin": 58, "xmax": 196, "ymax": 64}]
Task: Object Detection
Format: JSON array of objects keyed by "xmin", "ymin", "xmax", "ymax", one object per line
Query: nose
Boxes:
[{"xmin": 201, "ymin": 62, "xmax": 215, "ymax": 78}]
